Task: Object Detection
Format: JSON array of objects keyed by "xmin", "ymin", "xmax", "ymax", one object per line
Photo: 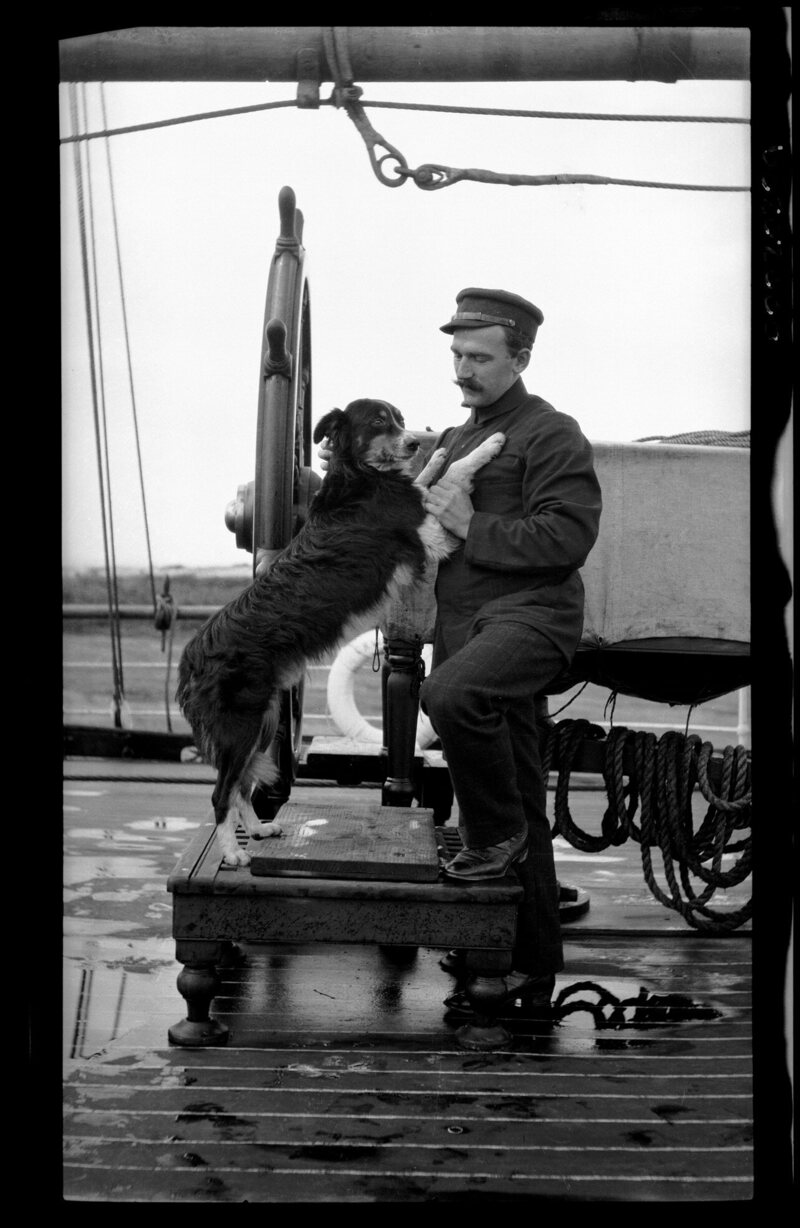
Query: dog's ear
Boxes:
[{"xmin": 313, "ymin": 408, "xmax": 347, "ymax": 445}]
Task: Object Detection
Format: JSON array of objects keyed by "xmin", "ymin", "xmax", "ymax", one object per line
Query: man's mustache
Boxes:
[{"xmin": 454, "ymin": 378, "xmax": 480, "ymax": 391}]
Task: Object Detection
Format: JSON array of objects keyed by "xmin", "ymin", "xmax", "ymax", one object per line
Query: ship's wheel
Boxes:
[{"xmin": 225, "ymin": 186, "xmax": 321, "ymax": 817}]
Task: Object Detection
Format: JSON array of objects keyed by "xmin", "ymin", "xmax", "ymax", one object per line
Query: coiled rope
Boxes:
[
  {"xmin": 551, "ymin": 980, "xmax": 722, "ymax": 1027},
  {"xmin": 542, "ymin": 719, "xmax": 752, "ymax": 931},
  {"xmin": 637, "ymin": 429, "xmax": 751, "ymax": 446}
]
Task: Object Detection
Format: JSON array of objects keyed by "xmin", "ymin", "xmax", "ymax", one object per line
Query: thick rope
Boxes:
[
  {"xmin": 399, "ymin": 164, "xmax": 749, "ymax": 193},
  {"xmin": 637, "ymin": 429, "xmax": 751, "ymax": 446},
  {"xmin": 552, "ymin": 980, "xmax": 722, "ymax": 1027},
  {"xmin": 543, "ymin": 720, "xmax": 752, "ymax": 931}
]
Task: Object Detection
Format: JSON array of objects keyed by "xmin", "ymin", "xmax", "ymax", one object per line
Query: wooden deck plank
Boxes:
[
  {"xmin": 64, "ymin": 928, "xmax": 753, "ymax": 1202},
  {"xmin": 63, "ymin": 1169, "xmax": 753, "ymax": 1203},
  {"xmin": 64, "ymin": 1140, "xmax": 752, "ymax": 1180},
  {"xmin": 64, "ymin": 1023, "xmax": 753, "ymax": 1200},
  {"xmin": 65, "ymin": 1067, "xmax": 754, "ymax": 1100},
  {"xmin": 63, "ymin": 1113, "xmax": 755, "ymax": 1149}
]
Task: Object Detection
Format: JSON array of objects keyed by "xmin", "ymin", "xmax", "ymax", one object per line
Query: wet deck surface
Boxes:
[{"xmin": 63, "ymin": 759, "xmax": 759, "ymax": 1202}]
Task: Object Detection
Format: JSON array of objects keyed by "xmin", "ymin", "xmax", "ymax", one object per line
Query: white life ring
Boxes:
[{"xmin": 326, "ymin": 630, "xmax": 437, "ymax": 750}]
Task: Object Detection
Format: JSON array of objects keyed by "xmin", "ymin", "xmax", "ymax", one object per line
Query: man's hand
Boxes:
[
  {"xmin": 421, "ymin": 478, "xmax": 475, "ymax": 539},
  {"xmin": 317, "ymin": 438, "xmax": 332, "ymax": 472}
]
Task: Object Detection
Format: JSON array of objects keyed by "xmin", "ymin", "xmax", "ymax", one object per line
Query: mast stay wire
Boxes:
[
  {"xmin": 59, "ymin": 95, "xmax": 751, "ymax": 147},
  {"xmin": 68, "ymin": 83, "xmax": 128, "ymax": 728},
  {"xmin": 59, "ymin": 76, "xmax": 750, "ymax": 194},
  {"xmin": 68, "ymin": 82, "xmax": 170, "ymax": 728},
  {"xmin": 97, "ymin": 82, "xmax": 159, "ymax": 614},
  {"xmin": 96, "ymin": 80, "xmax": 180, "ymax": 731}
]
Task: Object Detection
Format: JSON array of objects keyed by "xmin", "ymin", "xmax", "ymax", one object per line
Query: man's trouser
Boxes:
[{"xmin": 420, "ymin": 619, "xmax": 566, "ymax": 976}]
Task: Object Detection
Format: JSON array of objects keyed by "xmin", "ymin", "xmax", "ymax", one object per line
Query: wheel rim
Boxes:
[
  {"xmin": 251, "ymin": 186, "xmax": 317, "ymax": 795},
  {"xmin": 253, "ymin": 184, "xmax": 314, "ymax": 572}
]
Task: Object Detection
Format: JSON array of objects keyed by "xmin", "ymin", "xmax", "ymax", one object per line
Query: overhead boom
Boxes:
[{"xmin": 59, "ymin": 26, "xmax": 749, "ymax": 84}]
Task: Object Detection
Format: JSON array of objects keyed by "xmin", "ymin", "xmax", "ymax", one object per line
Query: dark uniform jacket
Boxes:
[{"xmin": 432, "ymin": 378, "xmax": 602, "ymax": 661}]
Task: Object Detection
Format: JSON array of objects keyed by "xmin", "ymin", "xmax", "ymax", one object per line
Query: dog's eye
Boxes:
[{"xmin": 371, "ymin": 416, "xmax": 385, "ymax": 427}]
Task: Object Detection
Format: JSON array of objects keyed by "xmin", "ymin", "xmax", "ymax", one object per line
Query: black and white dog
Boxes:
[{"xmin": 177, "ymin": 398, "xmax": 504, "ymax": 865}]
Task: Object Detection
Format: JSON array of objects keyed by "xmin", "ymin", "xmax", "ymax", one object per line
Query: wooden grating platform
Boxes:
[{"xmin": 247, "ymin": 803, "xmax": 440, "ymax": 881}]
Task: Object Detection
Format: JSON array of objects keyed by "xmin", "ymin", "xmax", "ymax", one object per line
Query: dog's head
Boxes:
[{"xmin": 313, "ymin": 400, "xmax": 421, "ymax": 476}]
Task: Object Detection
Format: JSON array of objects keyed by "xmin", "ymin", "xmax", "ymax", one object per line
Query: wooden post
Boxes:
[{"xmin": 381, "ymin": 637, "xmax": 423, "ymax": 808}]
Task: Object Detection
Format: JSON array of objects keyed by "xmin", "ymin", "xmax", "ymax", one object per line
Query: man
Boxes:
[{"xmin": 418, "ymin": 287, "xmax": 602, "ymax": 1006}]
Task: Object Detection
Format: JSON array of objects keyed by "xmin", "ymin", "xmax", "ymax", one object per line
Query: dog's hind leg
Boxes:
[
  {"xmin": 211, "ymin": 745, "xmax": 267, "ymax": 865},
  {"xmin": 234, "ymin": 750, "xmax": 285, "ymax": 843},
  {"xmin": 213, "ymin": 696, "xmax": 285, "ymax": 865},
  {"xmin": 212, "ymin": 753, "xmax": 284, "ymax": 865}
]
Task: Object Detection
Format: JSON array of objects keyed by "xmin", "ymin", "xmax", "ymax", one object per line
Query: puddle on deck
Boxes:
[
  {"xmin": 63, "ymin": 944, "xmax": 730, "ymax": 1064},
  {"xmin": 62, "ymin": 804, "xmax": 745, "ymax": 1065}
]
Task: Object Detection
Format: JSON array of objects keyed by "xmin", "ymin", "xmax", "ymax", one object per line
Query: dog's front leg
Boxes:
[
  {"xmin": 414, "ymin": 447, "xmax": 448, "ymax": 491},
  {"xmin": 444, "ymin": 431, "xmax": 506, "ymax": 489},
  {"xmin": 217, "ymin": 811, "xmax": 252, "ymax": 866},
  {"xmin": 419, "ymin": 512, "xmax": 460, "ymax": 566}
]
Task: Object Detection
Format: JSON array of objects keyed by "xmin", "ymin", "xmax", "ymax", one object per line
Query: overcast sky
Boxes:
[{"xmin": 60, "ymin": 67, "xmax": 751, "ymax": 573}]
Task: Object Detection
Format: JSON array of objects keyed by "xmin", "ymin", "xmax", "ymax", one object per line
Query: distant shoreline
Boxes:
[{"xmin": 63, "ymin": 563, "xmax": 252, "ymax": 577}]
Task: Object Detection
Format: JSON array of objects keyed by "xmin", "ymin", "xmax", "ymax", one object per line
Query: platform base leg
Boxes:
[
  {"xmin": 452, "ymin": 955, "xmax": 514, "ymax": 1050},
  {"xmin": 169, "ymin": 942, "xmax": 230, "ymax": 1047},
  {"xmin": 168, "ymin": 1016, "xmax": 229, "ymax": 1047}
]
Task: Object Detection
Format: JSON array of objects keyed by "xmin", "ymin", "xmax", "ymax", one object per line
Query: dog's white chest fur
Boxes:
[{"xmin": 342, "ymin": 430, "xmax": 506, "ymax": 640}]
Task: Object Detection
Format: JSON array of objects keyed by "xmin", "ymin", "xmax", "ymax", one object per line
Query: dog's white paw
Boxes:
[
  {"xmin": 415, "ymin": 447, "xmax": 448, "ymax": 489},
  {"xmin": 485, "ymin": 431, "xmax": 506, "ymax": 455},
  {"xmin": 251, "ymin": 821, "xmax": 284, "ymax": 840},
  {"xmin": 222, "ymin": 847, "xmax": 252, "ymax": 867},
  {"xmin": 217, "ymin": 816, "xmax": 251, "ymax": 866}
]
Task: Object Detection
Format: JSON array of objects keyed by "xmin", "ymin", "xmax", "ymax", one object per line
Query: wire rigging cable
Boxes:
[
  {"xmin": 68, "ymin": 82, "xmax": 166, "ymax": 728},
  {"xmin": 60, "ymin": 88, "xmax": 750, "ymax": 192},
  {"xmin": 69, "ymin": 83, "xmax": 128, "ymax": 730},
  {"xmin": 59, "ymin": 96, "xmax": 750, "ymax": 145},
  {"xmin": 97, "ymin": 83, "xmax": 159, "ymax": 614}
]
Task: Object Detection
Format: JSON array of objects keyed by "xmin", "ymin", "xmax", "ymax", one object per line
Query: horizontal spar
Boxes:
[{"xmin": 59, "ymin": 26, "xmax": 750, "ymax": 83}]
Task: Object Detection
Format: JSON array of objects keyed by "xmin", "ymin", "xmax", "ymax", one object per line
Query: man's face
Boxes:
[{"xmin": 449, "ymin": 325, "xmax": 530, "ymax": 409}]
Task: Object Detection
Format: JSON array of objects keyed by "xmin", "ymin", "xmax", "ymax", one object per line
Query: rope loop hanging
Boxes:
[
  {"xmin": 545, "ymin": 719, "xmax": 611, "ymax": 852},
  {"xmin": 602, "ymin": 724, "xmax": 645, "ymax": 845},
  {"xmin": 543, "ymin": 719, "xmax": 752, "ymax": 931}
]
